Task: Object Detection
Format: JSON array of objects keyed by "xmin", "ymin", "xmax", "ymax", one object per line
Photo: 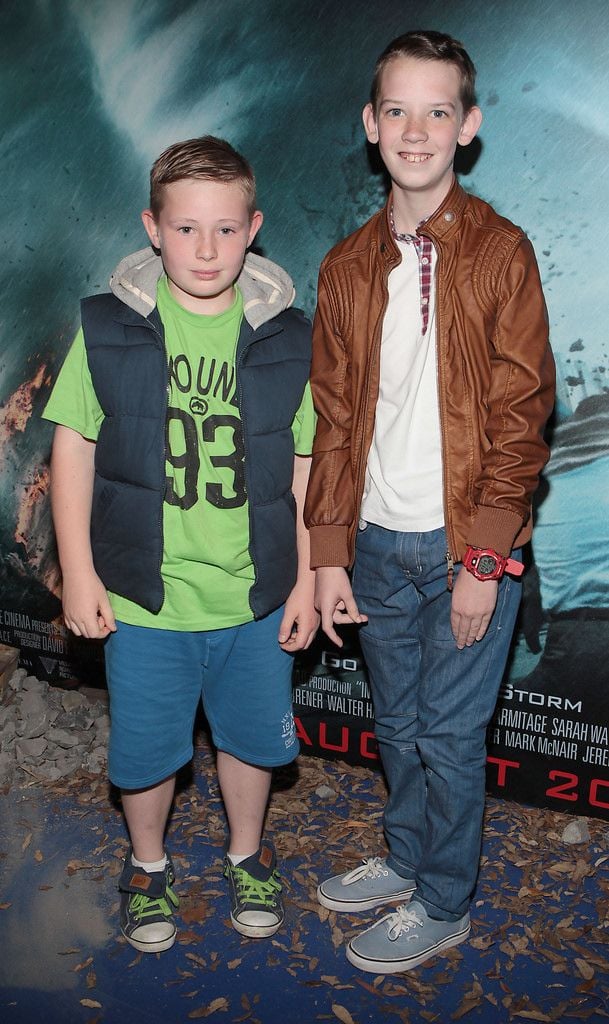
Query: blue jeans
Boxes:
[{"xmin": 352, "ymin": 523, "xmax": 521, "ymax": 920}]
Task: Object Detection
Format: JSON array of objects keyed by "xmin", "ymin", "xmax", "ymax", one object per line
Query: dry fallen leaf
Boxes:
[
  {"xmin": 574, "ymin": 958, "xmax": 594, "ymax": 980},
  {"xmin": 332, "ymin": 1004, "xmax": 356, "ymax": 1024},
  {"xmin": 73, "ymin": 957, "xmax": 94, "ymax": 973},
  {"xmin": 188, "ymin": 997, "xmax": 229, "ymax": 1018},
  {"xmin": 80, "ymin": 999, "xmax": 102, "ymax": 1009},
  {"xmin": 512, "ymin": 1011, "xmax": 551, "ymax": 1021}
]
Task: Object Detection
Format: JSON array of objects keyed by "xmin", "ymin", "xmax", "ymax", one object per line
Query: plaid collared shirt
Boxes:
[{"xmin": 389, "ymin": 207, "xmax": 434, "ymax": 336}]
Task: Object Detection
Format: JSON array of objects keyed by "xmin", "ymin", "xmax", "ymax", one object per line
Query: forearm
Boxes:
[
  {"xmin": 50, "ymin": 425, "xmax": 115, "ymax": 637},
  {"xmin": 50, "ymin": 425, "xmax": 96, "ymax": 577},
  {"xmin": 292, "ymin": 454, "xmax": 315, "ymax": 585},
  {"xmin": 277, "ymin": 456, "xmax": 319, "ymax": 651}
]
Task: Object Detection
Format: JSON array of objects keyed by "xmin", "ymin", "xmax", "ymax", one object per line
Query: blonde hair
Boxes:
[{"xmin": 149, "ymin": 136, "xmax": 256, "ymax": 217}]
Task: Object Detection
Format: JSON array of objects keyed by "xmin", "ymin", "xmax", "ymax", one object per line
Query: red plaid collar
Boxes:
[{"xmin": 389, "ymin": 206, "xmax": 434, "ymax": 336}]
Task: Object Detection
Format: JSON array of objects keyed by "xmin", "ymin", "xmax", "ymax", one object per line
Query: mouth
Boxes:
[
  {"xmin": 192, "ymin": 270, "xmax": 220, "ymax": 280},
  {"xmin": 398, "ymin": 152, "xmax": 432, "ymax": 163}
]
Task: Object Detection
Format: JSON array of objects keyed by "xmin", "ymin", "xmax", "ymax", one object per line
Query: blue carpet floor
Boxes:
[{"xmin": 1, "ymin": 732, "xmax": 608, "ymax": 1024}]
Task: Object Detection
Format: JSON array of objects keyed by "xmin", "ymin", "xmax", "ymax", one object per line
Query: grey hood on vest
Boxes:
[{"xmin": 109, "ymin": 247, "xmax": 296, "ymax": 331}]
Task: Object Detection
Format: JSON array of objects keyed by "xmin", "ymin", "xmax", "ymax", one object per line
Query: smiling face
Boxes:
[
  {"xmin": 363, "ymin": 55, "xmax": 482, "ymax": 227},
  {"xmin": 141, "ymin": 177, "xmax": 263, "ymax": 315}
]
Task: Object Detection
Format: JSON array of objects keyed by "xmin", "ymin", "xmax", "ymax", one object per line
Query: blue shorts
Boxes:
[{"xmin": 104, "ymin": 606, "xmax": 299, "ymax": 789}]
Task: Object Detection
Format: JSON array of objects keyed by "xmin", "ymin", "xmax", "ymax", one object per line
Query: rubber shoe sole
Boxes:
[
  {"xmin": 123, "ymin": 924, "xmax": 177, "ymax": 954},
  {"xmin": 346, "ymin": 910, "xmax": 470, "ymax": 973},
  {"xmin": 230, "ymin": 912, "xmax": 283, "ymax": 938}
]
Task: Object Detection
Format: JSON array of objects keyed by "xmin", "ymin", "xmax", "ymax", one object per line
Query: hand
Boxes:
[
  {"xmin": 314, "ymin": 566, "xmax": 367, "ymax": 648},
  {"xmin": 62, "ymin": 568, "xmax": 117, "ymax": 639},
  {"xmin": 278, "ymin": 580, "xmax": 320, "ymax": 652},
  {"xmin": 450, "ymin": 569, "xmax": 498, "ymax": 650}
]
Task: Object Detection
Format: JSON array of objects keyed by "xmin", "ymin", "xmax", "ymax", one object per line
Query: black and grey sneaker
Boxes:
[
  {"xmin": 223, "ymin": 841, "xmax": 284, "ymax": 938},
  {"xmin": 118, "ymin": 853, "xmax": 179, "ymax": 953}
]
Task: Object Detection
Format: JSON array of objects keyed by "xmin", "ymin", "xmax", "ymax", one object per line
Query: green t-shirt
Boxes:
[{"xmin": 43, "ymin": 278, "xmax": 316, "ymax": 630}]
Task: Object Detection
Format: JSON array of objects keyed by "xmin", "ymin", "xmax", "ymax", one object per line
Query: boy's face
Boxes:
[
  {"xmin": 363, "ymin": 56, "xmax": 482, "ymax": 214},
  {"xmin": 141, "ymin": 178, "xmax": 263, "ymax": 315}
]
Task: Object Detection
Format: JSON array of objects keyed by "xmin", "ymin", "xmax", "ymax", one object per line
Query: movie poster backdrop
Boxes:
[{"xmin": 1, "ymin": 0, "xmax": 608, "ymax": 818}]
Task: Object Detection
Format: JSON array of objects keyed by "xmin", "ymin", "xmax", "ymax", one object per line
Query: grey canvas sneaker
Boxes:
[
  {"xmin": 317, "ymin": 857, "xmax": 416, "ymax": 912},
  {"xmin": 346, "ymin": 900, "xmax": 471, "ymax": 973}
]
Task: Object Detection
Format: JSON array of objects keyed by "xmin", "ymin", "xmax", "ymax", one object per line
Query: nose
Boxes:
[
  {"xmin": 401, "ymin": 118, "xmax": 428, "ymax": 142},
  {"xmin": 196, "ymin": 233, "xmax": 217, "ymax": 261}
]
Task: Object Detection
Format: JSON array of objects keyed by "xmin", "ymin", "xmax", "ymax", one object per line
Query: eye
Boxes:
[
  {"xmin": 178, "ymin": 225, "xmax": 193, "ymax": 234},
  {"xmin": 385, "ymin": 107, "xmax": 403, "ymax": 118},
  {"xmin": 430, "ymin": 109, "xmax": 448, "ymax": 119},
  {"xmin": 219, "ymin": 226, "xmax": 236, "ymax": 236}
]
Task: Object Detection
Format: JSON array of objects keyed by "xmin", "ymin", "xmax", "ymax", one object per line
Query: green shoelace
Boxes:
[
  {"xmin": 129, "ymin": 885, "xmax": 179, "ymax": 921},
  {"xmin": 227, "ymin": 865, "xmax": 281, "ymax": 906}
]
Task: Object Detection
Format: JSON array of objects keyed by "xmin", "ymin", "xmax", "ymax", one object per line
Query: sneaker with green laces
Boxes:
[
  {"xmin": 118, "ymin": 853, "xmax": 179, "ymax": 953},
  {"xmin": 223, "ymin": 841, "xmax": 284, "ymax": 938}
]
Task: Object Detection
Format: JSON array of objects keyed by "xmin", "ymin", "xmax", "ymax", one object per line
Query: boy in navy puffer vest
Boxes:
[{"xmin": 44, "ymin": 136, "xmax": 318, "ymax": 952}]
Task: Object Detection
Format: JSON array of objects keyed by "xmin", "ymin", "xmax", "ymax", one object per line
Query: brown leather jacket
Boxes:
[{"xmin": 304, "ymin": 179, "xmax": 555, "ymax": 569}]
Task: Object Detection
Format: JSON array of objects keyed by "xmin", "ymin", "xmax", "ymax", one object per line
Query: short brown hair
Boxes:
[
  {"xmin": 370, "ymin": 30, "xmax": 477, "ymax": 113},
  {"xmin": 149, "ymin": 136, "xmax": 256, "ymax": 218}
]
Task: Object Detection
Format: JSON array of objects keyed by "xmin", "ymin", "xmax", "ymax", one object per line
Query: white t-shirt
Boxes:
[{"xmin": 361, "ymin": 239, "xmax": 444, "ymax": 532}]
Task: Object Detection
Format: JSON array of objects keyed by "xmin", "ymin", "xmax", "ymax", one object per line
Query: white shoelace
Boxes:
[
  {"xmin": 341, "ymin": 857, "xmax": 388, "ymax": 886},
  {"xmin": 385, "ymin": 904, "xmax": 425, "ymax": 941}
]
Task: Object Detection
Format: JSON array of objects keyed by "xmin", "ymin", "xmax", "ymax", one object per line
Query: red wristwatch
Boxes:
[{"xmin": 462, "ymin": 546, "xmax": 524, "ymax": 581}]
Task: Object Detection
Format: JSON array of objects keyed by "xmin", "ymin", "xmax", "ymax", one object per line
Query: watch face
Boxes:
[{"xmin": 477, "ymin": 554, "xmax": 498, "ymax": 576}]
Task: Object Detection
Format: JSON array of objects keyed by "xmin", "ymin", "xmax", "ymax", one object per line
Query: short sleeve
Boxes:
[
  {"xmin": 42, "ymin": 328, "xmax": 104, "ymax": 440},
  {"xmin": 291, "ymin": 381, "xmax": 317, "ymax": 456}
]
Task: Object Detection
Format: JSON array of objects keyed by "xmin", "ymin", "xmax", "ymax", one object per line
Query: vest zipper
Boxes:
[
  {"xmin": 149, "ymin": 317, "xmax": 169, "ymax": 595},
  {"xmin": 236, "ymin": 340, "xmax": 257, "ymax": 613}
]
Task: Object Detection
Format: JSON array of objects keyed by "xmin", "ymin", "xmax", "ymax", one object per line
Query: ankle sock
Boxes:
[
  {"xmin": 227, "ymin": 851, "xmax": 255, "ymax": 866},
  {"xmin": 131, "ymin": 853, "xmax": 167, "ymax": 873}
]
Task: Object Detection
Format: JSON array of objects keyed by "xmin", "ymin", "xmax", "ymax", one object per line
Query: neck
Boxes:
[{"xmin": 391, "ymin": 177, "xmax": 454, "ymax": 235}]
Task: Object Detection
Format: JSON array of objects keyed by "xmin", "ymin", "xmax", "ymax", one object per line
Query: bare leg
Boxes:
[
  {"xmin": 217, "ymin": 751, "xmax": 272, "ymax": 856},
  {"xmin": 121, "ymin": 773, "xmax": 176, "ymax": 862}
]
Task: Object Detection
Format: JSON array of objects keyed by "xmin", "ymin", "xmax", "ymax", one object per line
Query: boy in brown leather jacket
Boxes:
[{"xmin": 304, "ymin": 30, "xmax": 554, "ymax": 973}]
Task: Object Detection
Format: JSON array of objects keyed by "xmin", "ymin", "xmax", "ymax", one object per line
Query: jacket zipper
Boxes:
[
  {"xmin": 351, "ymin": 294, "xmax": 387, "ymax": 562},
  {"xmin": 432, "ymin": 242, "xmax": 458, "ymax": 587}
]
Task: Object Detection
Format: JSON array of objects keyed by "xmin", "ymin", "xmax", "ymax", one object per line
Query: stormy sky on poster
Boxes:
[
  {"xmin": 2, "ymin": 0, "xmax": 607, "ymax": 407},
  {"xmin": 0, "ymin": 0, "xmax": 608, "ymax": 629}
]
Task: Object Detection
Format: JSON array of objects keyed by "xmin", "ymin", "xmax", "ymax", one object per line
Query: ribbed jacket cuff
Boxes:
[
  {"xmin": 466, "ymin": 506, "xmax": 526, "ymax": 558},
  {"xmin": 309, "ymin": 525, "xmax": 351, "ymax": 569}
]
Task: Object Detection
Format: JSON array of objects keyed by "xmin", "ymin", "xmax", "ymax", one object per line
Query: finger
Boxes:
[
  {"xmin": 321, "ymin": 611, "xmax": 343, "ymax": 648},
  {"xmin": 475, "ymin": 616, "xmax": 492, "ymax": 642},
  {"xmin": 454, "ymin": 616, "xmax": 472, "ymax": 650},
  {"xmin": 343, "ymin": 594, "xmax": 366, "ymax": 624},
  {"xmin": 306, "ymin": 619, "xmax": 321, "ymax": 648},
  {"xmin": 277, "ymin": 609, "xmax": 295, "ymax": 644},
  {"xmin": 99, "ymin": 599, "xmax": 117, "ymax": 633}
]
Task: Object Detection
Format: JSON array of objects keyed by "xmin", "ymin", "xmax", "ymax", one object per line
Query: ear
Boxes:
[
  {"xmin": 247, "ymin": 210, "xmax": 264, "ymax": 247},
  {"xmin": 141, "ymin": 209, "xmax": 161, "ymax": 249},
  {"xmin": 362, "ymin": 103, "xmax": 379, "ymax": 144},
  {"xmin": 458, "ymin": 105, "xmax": 482, "ymax": 147}
]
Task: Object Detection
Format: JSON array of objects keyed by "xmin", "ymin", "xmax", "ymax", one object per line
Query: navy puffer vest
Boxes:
[{"xmin": 81, "ymin": 293, "xmax": 311, "ymax": 617}]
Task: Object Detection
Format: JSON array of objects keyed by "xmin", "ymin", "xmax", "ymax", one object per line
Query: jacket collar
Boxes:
[{"xmin": 378, "ymin": 177, "xmax": 468, "ymax": 258}]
